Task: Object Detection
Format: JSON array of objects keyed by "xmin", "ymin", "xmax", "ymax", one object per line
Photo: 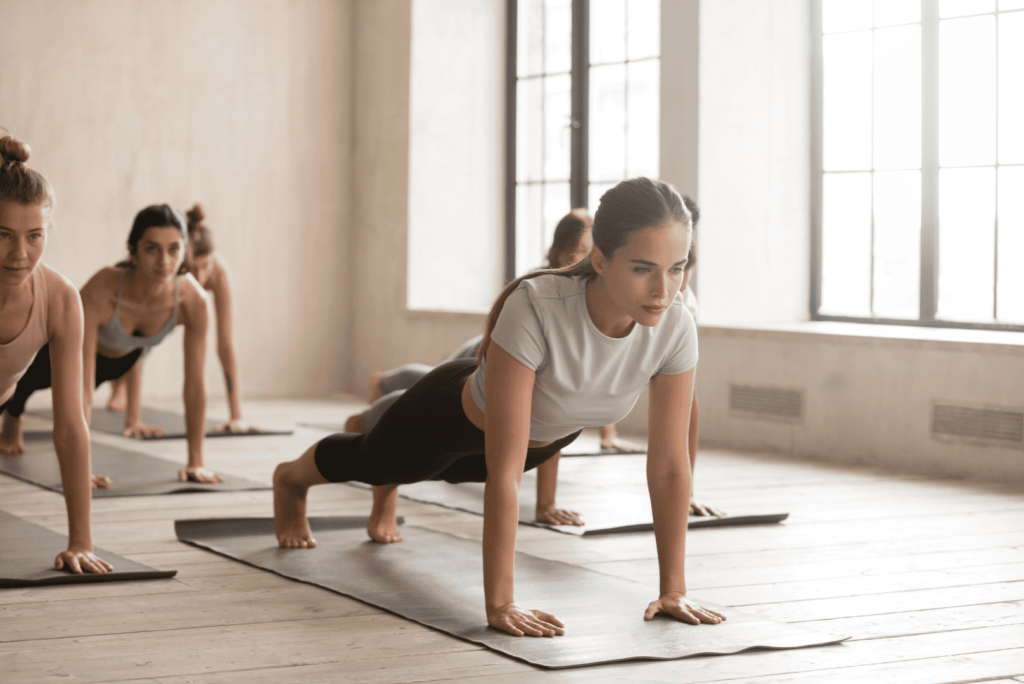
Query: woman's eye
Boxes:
[{"xmin": 633, "ymin": 267, "xmax": 650, "ymax": 274}]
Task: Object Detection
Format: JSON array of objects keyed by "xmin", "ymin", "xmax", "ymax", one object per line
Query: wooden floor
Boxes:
[{"xmin": 3, "ymin": 397, "xmax": 1024, "ymax": 683}]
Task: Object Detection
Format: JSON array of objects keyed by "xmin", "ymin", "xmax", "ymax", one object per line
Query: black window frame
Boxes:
[{"xmin": 811, "ymin": 0, "xmax": 1024, "ymax": 333}]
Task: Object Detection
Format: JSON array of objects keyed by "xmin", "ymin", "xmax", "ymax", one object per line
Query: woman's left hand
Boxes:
[
  {"xmin": 178, "ymin": 466, "xmax": 223, "ymax": 484},
  {"xmin": 215, "ymin": 418, "xmax": 251, "ymax": 434},
  {"xmin": 55, "ymin": 547, "xmax": 114, "ymax": 574},
  {"xmin": 689, "ymin": 500, "xmax": 726, "ymax": 517},
  {"xmin": 123, "ymin": 422, "xmax": 165, "ymax": 439},
  {"xmin": 600, "ymin": 436, "xmax": 644, "ymax": 453},
  {"xmin": 536, "ymin": 504, "xmax": 584, "ymax": 526},
  {"xmin": 644, "ymin": 593, "xmax": 727, "ymax": 625}
]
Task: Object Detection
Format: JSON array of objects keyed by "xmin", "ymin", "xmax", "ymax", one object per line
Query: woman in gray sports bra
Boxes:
[{"xmin": 4, "ymin": 204, "xmax": 220, "ymax": 484}]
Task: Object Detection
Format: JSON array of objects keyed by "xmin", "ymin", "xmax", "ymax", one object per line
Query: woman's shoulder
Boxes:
[
  {"xmin": 178, "ymin": 272, "xmax": 210, "ymax": 305},
  {"xmin": 39, "ymin": 263, "xmax": 80, "ymax": 313},
  {"xmin": 519, "ymin": 273, "xmax": 586, "ymax": 302},
  {"xmin": 79, "ymin": 265, "xmax": 122, "ymax": 304}
]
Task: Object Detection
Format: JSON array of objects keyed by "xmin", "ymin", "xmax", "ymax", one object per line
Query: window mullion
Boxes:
[
  {"xmin": 570, "ymin": 0, "xmax": 589, "ymax": 209},
  {"xmin": 504, "ymin": 0, "xmax": 518, "ymax": 284},
  {"xmin": 920, "ymin": 3, "xmax": 940, "ymax": 321},
  {"xmin": 810, "ymin": 0, "xmax": 824, "ymax": 317}
]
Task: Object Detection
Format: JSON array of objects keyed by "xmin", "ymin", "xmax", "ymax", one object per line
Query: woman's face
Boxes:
[
  {"xmin": 0, "ymin": 202, "xmax": 46, "ymax": 288},
  {"xmin": 593, "ymin": 221, "xmax": 691, "ymax": 327},
  {"xmin": 189, "ymin": 251, "xmax": 213, "ymax": 285},
  {"xmin": 132, "ymin": 226, "xmax": 185, "ymax": 281},
  {"xmin": 559, "ymin": 229, "xmax": 594, "ymax": 269}
]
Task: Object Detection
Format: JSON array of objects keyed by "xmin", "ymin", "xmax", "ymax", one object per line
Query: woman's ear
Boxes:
[{"xmin": 591, "ymin": 246, "xmax": 608, "ymax": 276}]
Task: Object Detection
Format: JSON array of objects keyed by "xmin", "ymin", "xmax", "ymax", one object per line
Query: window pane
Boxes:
[
  {"xmin": 940, "ymin": 0, "xmax": 995, "ymax": 17},
  {"xmin": 517, "ymin": 78, "xmax": 543, "ymax": 182},
  {"xmin": 518, "ymin": 0, "xmax": 544, "ymax": 78},
  {"xmin": 999, "ymin": 12, "xmax": 1024, "ymax": 164},
  {"xmin": 589, "ymin": 63, "xmax": 627, "ymax": 181},
  {"xmin": 591, "ymin": 0, "xmax": 626, "ymax": 64},
  {"xmin": 873, "ymin": 171, "xmax": 921, "ymax": 318},
  {"xmin": 940, "ymin": 16, "xmax": 996, "ymax": 167},
  {"xmin": 516, "ymin": 182, "xmax": 543, "ymax": 276},
  {"xmin": 874, "ymin": 25, "xmax": 921, "ymax": 170},
  {"xmin": 627, "ymin": 0, "xmax": 659, "ymax": 61},
  {"xmin": 543, "ymin": 182, "xmax": 571, "ymax": 266},
  {"xmin": 874, "ymin": 0, "xmax": 920, "ymax": 27},
  {"xmin": 937, "ymin": 167, "xmax": 996, "ymax": 321},
  {"xmin": 823, "ymin": 0, "xmax": 873, "ymax": 33},
  {"xmin": 589, "ymin": 181, "xmax": 617, "ymax": 216},
  {"xmin": 821, "ymin": 172, "xmax": 873, "ymax": 316},
  {"xmin": 823, "ymin": 31, "xmax": 873, "ymax": 171},
  {"xmin": 997, "ymin": 167, "xmax": 1024, "ymax": 322},
  {"xmin": 1000, "ymin": 0, "xmax": 1024, "ymax": 8},
  {"xmin": 544, "ymin": 74, "xmax": 572, "ymax": 181},
  {"xmin": 545, "ymin": 0, "xmax": 572, "ymax": 74},
  {"xmin": 626, "ymin": 59, "xmax": 659, "ymax": 178}
]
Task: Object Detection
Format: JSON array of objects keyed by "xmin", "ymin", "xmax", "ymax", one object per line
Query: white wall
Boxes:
[
  {"xmin": 407, "ymin": 0, "xmax": 505, "ymax": 313},
  {"xmin": 0, "ymin": 0, "xmax": 354, "ymax": 401}
]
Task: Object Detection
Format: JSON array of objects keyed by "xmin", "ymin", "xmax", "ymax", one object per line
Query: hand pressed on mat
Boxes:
[
  {"xmin": 123, "ymin": 422, "xmax": 165, "ymax": 439},
  {"xmin": 488, "ymin": 602, "xmax": 565, "ymax": 637},
  {"xmin": 689, "ymin": 500, "xmax": 725, "ymax": 517},
  {"xmin": 90, "ymin": 473, "xmax": 112, "ymax": 489},
  {"xmin": 644, "ymin": 592, "xmax": 726, "ymax": 625},
  {"xmin": 55, "ymin": 547, "xmax": 114, "ymax": 575},
  {"xmin": 535, "ymin": 503, "xmax": 583, "ymax": 526},
  {"xmin": 178, "ymin": 466, "xmax": 223, "ymax": 484},
  {"xmin": 215, "ymin": 418, "xmax": 251, "ymax": 434}
]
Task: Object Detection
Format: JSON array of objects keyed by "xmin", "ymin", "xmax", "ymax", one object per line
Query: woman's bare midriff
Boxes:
[{"xmin": 460, "ymin": 377, "xmax": 553, "ymax": 448}]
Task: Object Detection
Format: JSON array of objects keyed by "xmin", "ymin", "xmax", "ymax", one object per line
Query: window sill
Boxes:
[
  {"xmin": 405, "ymin": 307, "xmax": 489, "ymax": 321},
  {"xmin": 699, "ymin": 320, "xmax": 1024, "ymax": 355}
]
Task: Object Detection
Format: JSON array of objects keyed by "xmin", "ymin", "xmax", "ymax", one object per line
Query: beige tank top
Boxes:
[{"xmin": 0, "ymin": 266, "xmax": 49, "ymax": 406}]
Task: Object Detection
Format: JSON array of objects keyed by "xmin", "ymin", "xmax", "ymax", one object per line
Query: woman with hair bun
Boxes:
[
  {"xmin": 2, "ymin": 202, "xmax": 220, "ymax": 483},
  {"xmin": 273, "ymin": 177, "xmax": 726, "ymax": 637},
  {"xmin": 0, "ymin": 132, "xmax": 112, "ymax": 573},
  {"xmin": 106, "ymin": 203, "xmax": 248, "ymax": 434}
]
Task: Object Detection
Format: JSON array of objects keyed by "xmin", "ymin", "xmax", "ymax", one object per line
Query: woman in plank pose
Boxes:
[
  {"xmin": 107, "ymin": 204, "xmax": 248, "ymax": 434},
  {"xmin": 0, "ymin": 133, "xmax": 112, "ymax": 573},
  {"xmin": 2, "ymin": 203, "xmax": 219, "ymax": 483},
  {"xmin": 348, "ymin": 203, "xmax": 721, "ymax": 525},
  {"xmin": 274, "ymin": 177, "xmax": 725, "ymax": 636}
]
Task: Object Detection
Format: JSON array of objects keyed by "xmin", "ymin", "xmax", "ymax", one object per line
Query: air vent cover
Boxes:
[
  {"xmin": 932, "ymin": 403, "xmax": 1024, "ymax": 445},
  {"xmin": 729, "ymin": 384, "xmax": 803, "ymax": 422}
]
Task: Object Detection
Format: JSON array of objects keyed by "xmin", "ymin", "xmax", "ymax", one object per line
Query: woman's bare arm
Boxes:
[
  {"xmin": 644, "ymin": 368, "xmax": 724, "ymax": 624},
  {"xmin": 179, "ymin": 277, "xmax": 217, "ymax": 482},
  {"xmin": 534, "ymin": 453, "xmax": 583, "ymax": 526},
  {"xmin": 47, "ymin": 270, "xmax": 113, "ymax": 573},
  {"xmin": 208, "ymin": 258, "xmax": 245, "ymax": 428},
  {"xmin": 482, "ymin": 343, "xmax": 564, "ymax": 637}
]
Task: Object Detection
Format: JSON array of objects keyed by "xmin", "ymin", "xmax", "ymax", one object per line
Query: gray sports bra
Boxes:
[{"xmin": 96, "ymin": 270, "xmax": 179, "ymax": 354}]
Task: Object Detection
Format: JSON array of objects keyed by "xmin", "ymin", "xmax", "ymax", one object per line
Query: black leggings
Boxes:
[
  {"xmin": 314, "ymin": 359, "xmax": 581, "ymax": 485},
  {"xmin": 2, "ymin": 344, "xmax": 142, "ymax": 417}
]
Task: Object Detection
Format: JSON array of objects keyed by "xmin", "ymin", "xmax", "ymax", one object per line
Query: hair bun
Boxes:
[
  {"xmin": 0, "ymin": 136, "xmax": 30, "ymax": 165},
  {"xmin": 186, "ymin": 203, "xmax": 206, "ymax": 230}
]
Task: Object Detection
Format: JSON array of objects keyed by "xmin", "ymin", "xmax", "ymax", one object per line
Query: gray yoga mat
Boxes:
[
  {"xmin": 175, "ymin": 516, "xmax": 845, "ymax": 669},
  {"xmin": 0, "ymin": 431, "xmax": 270, "ymax": 497},
  {"xmin": 349, "ymin": 476, "xmax": 787, "ymax": 536},
  {"xmin": 0, "ymin": 509, "xmax": 176, "ymax": 587},
  {"xmin": 33, "ymin": 407, "xmax": 293, "ymax": 439}
]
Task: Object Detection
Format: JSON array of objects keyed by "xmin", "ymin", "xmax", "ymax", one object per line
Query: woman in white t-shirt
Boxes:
[{"xmin": 272, "ymin": 177, "xmax": 725, "ymax": 637}]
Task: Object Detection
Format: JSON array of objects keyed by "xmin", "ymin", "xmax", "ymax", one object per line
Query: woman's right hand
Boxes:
[
  {"xmin": 487, "ymin": 602, "xmax": 565, "ymax": 637},
  {"xmin": 90, "ymin": 473, "xmax": 112, "ymax": 489},
  {"xmin": 123, "ymin": 422, "xmax": 165, "ymax": 439},
  {"xmin": 178, "ymin": 466, "xmax": 223, "ymax": 484},
  {"xmin": 536, "ymin": 504, "xmax": 584, "ymax": 526}
]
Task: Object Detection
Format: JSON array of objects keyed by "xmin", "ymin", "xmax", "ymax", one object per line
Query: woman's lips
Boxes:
[{"xmin": 642, "ymin": 305, "xmax": 666, "ymax": 314}]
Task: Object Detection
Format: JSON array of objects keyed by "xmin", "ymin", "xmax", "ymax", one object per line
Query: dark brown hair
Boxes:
[
  {"xmin": 479, "ymin": 177, "xmax": 692, "ymax": 360},
  {"xmin": 0, "ymin": 133, "xmax": 56, "ymax": 218},
  {"xmin": 682, "ymin": 195, "xmax": 699, "ymax": 271},
  {"xmin": 545, "ymin": 209, "xmax": 592, "ymax": 268},
  {"xmin": 186, "ymin": 203, "xmax": 215, "ymax": 257}
]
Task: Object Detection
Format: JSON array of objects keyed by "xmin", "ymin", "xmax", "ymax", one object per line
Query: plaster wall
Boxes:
[
  {"xmin": 348, "ymin": 0, "xmax": 501, "ymax": 390},
  {"xmin": 0, "ymin": 0, "xmax": 354, "ymax": 401}
]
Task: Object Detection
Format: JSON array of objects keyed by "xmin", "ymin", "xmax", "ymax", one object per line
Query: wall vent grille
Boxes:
[
  {"xmin": 932, "ymin": 404, "xmax": 1024, "ymax": 445},
  {"xmin": 729, "ymin": 385, "xmax": 803, "ymax": 422}
]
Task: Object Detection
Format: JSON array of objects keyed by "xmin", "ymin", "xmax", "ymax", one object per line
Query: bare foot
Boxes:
[
  {"xmin": 273, "ymin": 462, "xmax": 317, "ymax": 548},
  {"xmin": 0, "ymin": 412, "xmax": 25, "ymax": 456},
  {"xmin": 344, "ymin": 414, "xmax": 366, "ymax": 433},
  {"xmin": 366, "ymin": 371, "xmax": 385, "ymax": 404},
  {"xmin": 367, "ymin": 484, "xmax": 403, "ymax": 543}
]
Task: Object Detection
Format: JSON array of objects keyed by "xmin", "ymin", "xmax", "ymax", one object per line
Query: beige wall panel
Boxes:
[
  {"xmin": 348, "ymin": 0, "xmax": 492, "ymax": 391},
  {"xmin": 0, "ymin": 0, "xmax": 353, "ymax": 401},
  {"xmin": 697, "ymin": 327, "xmax": 1024, "ymax": 483}
]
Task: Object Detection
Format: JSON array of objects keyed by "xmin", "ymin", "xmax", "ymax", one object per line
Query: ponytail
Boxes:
[{"xmin": 0, "ymin": 132, "xmax": 56, "ymax": 217}]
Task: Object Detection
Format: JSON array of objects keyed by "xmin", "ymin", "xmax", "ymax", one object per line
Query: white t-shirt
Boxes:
[{"xmin": 469, "ymin": 274, "xmax": 698, "ymax": 442}]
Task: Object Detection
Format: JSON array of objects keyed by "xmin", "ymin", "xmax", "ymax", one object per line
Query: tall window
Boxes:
[
  {"xmin": 814, "ymin": 0, "xmax": 1024, "ymax": 330},
  {"xmin": 508, "ymin": 0, "xmax": 660, "ymax": 279}
]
